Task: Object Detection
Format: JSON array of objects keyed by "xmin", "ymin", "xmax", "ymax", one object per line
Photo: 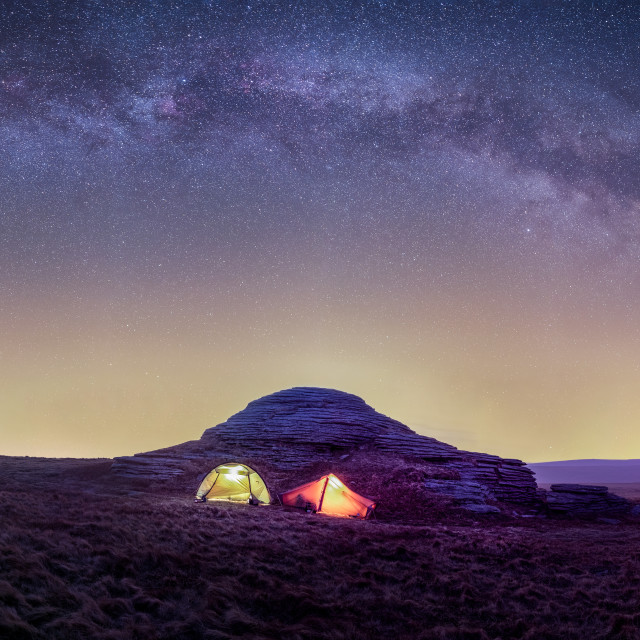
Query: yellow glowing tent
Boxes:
[
  {"xmin": 195, "ymin": 462, "xmax": 271, "ymax": 504},
  {"xmin": 280, "ymin": 474, "xmax": 376, "ymax": 519}
]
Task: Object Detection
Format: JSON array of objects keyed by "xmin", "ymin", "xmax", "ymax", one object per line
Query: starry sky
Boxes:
[{"xmin": 2, "ymin": 0, "xmax": 640, "ymax": 462}]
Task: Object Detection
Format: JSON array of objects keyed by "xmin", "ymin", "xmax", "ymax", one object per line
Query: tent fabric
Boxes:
[
  {"xmin": 280, "ymin": 474, "xmax": 376, "ymax": 519},
  {"xmin": 195, "ymin": 462, "xmax": 271, "ymax": 504}
]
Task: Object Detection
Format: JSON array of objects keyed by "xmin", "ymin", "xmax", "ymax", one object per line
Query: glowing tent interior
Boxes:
[
  {"xmin": 195, "ymin": 462, "xmax": 271, "ymax": 504},
  {"xmin": 280, "ymin": 474, "xmax": 376, "ymax": 519}
]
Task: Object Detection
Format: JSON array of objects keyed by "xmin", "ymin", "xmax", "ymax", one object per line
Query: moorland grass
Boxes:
[{"xmin": 2, "ymin": 476, "xmax": 640, "ymax": 640}]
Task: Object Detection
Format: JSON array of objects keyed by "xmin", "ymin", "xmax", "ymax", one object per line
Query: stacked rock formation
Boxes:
[
  {"xmin": 111, "ymin": 387, "xmax": 539, "ymax": 509},
  {"xmin": 423, "ymin": 478, "xmax": 500, "ymax": 514},
  {"xmin": 542, "ymin": 484, "xmax": 630, "ymax": 517}
]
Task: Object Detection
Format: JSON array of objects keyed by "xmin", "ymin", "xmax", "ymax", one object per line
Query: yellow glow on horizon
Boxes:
[{"xmin": 3, "ymin": 265, "xmax": 640, "ymax": 463}]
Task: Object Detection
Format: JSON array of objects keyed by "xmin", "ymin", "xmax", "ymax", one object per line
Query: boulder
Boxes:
[
  {"xmin": 542, "ymin": 484, "xmax": 630, "ymax": 516},
  {"xmin": 423, "ymin": 478, "xmax": 500, "ymax": 513}
]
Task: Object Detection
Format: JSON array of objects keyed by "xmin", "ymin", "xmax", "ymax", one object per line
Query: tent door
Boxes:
[
  {"xmin": 317, "ymin": 476, "xmax": 330, "ymax": 513},
  {"xmin": 247, "ymin": 473, "xmax": 255, "ymax": 504},
  {"xmin": 204, "ymin": 474, "xmax": 219, "ymax": 500}
]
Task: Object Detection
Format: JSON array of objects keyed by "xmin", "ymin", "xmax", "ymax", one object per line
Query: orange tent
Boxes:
[{"xmin": 280, "ymin": 474, "xmax": 376, "ymax": 519}]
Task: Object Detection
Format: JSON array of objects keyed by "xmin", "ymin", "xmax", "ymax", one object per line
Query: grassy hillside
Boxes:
[{"xmin": 1, "ymin": 458, "xmax": 640, "ymax": 639}]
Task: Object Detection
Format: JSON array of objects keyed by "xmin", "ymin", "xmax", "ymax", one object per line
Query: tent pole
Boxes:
[
  {"xmin": 247, "ymin": 472, "xmax": 253, "ymax": 503},
  {"xmin": 318, "ymin": 476, "xmax": 329, "ymax": 513}
]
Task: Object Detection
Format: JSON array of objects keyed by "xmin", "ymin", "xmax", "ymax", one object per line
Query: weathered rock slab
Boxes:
[
  {"xmin": 543, "ymin": 484, "xmax": 630, "ymax": 516},
  {"xmin": 424, "ymin": 478, "xmax": 500, "ymax": 513}
]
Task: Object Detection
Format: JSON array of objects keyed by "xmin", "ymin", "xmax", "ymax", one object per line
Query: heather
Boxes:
[{"xmin": 1, "ymin": 459, "xmax": 640, "ymax": 639}]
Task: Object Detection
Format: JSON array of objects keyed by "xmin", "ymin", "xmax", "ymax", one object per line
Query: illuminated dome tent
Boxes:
[
  {"xmin": 195, "ymin": 462, "xmax": 271, "ymax": 504},
  {"xmin": 280, "ymin": 474, "xmax": 376, "ymax": 519}
]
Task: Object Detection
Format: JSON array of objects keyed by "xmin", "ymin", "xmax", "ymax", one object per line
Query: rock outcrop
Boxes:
[
  {"xmin": 542, "ymin": 484, "xmax": 630, "ymax": 517},
  {"xmin": 111, "ymin": 387, "xmax": 538, "ymax": 509},
  {"xmin": 423, "ymin": 478, "xmax": 500, "ymax": 513}
]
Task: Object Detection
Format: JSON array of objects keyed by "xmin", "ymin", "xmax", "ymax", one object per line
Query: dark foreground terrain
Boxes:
[{"xmin": 1, "ymin": 458, "xmax": 640, "ymax": 640}]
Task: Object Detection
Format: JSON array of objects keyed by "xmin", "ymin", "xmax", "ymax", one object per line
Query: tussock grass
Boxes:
[{"xmin": 2, "ymin": 466, "xmax": 640, "ymax": 639}]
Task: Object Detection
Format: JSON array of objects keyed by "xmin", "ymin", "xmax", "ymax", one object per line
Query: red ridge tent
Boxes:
[{"xmin": 280, "ymin": 474, "xmax": 376, "ymax": 519}]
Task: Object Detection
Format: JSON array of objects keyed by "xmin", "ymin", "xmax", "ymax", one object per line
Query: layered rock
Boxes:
[
  {"xmin": 203, "ymin": 387, "xmax": 414, "ymax": 450},
  {"xmin": 423, "ymin": 478, "xmax": 500, "ymax": 514},
  {"xmin": 111, "ymin": 386, "xmax": 539, "ymax": 508},
  {"xmin": 542, "ymin": 484, "xmax": 630, "ymax": 516}
]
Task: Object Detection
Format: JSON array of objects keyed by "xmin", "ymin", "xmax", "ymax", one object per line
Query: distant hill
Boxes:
[{"xmin": 528, "ymin": 459, "xmax": 640, "ymax": 484}]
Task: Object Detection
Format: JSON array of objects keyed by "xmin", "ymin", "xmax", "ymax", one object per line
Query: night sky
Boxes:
[{"xmin": 2, "ymin": 1, "xmax": 640, "ymax": 462}]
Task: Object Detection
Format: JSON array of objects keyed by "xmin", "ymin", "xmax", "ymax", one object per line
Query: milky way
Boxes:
[{"xmin": 2, "ymin": 1, "xmax": 640, "ymax": 460}]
